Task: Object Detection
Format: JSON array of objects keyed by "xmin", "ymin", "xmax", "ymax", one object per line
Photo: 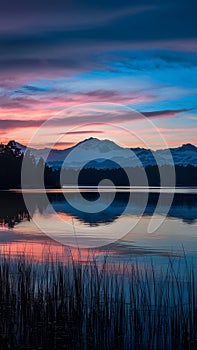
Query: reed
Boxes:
[{"xmin": 0, "ymin": 253, "xmax": 196, "ymax": 349}]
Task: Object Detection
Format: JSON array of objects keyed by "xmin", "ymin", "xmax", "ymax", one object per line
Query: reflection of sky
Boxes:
[
  {"xmin": 0, "ymin": 208, "xmax": 196, "ymax": 262},
  {"xmin": 0, "ymin": 192, "xmax": 196, "ymax": 258},
  {"xmin": 19, "ymin": 193, "xmax": 197, "ymax": 253},
  {"xmin": 0, "ymin": 1, "xmax": 196, "ymax": 148}
]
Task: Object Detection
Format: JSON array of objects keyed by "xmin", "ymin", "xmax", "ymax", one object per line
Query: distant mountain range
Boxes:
[{"xmin": 16, "ymin": 138, "xmax": 197, "ymax": 169}]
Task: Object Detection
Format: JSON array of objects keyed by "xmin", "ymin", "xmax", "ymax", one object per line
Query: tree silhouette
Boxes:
[
  {"xmin": 0, "ymin": 141, "xmax": 23, "ymax": 188},
  {"xmin": 0, "ymin": 140, "xmax": 196, "ymax": 188}
]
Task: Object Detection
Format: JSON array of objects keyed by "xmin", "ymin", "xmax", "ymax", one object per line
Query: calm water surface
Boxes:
[{"xmin": 0, "ymin": 189, "xmax": 196, "ymax": 265}]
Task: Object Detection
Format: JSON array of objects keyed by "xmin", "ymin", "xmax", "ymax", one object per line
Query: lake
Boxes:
[
  {"xmin": 0, "ymin": 188, "xmax": 196, "ymax": 266},
  {"xmin": 0, "ymin": 188, "xmax": 197, "ymax": 349}
]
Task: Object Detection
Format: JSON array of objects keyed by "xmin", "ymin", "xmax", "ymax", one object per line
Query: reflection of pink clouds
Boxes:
[
  {"xmin": 0, "ymin": 241, "xmax": 107, "ymax": 264},
  {"xmin": 0, "ymin": 241, "xmax": 142, "ymax": 273}
]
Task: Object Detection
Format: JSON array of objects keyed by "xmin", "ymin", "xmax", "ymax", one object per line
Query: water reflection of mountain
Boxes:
[
  {"xmin": 0, "ymin": 191, "xmax": 196, "ymax": 229},
  {"xmin": 48, "ymin": 192, "xmax": 197, "ymax": 225},
  {"xmin": 49, "ymin": 192, "xmax": 131, "ymax": 226},
  {"xmin": 147, "ymin": 193, "xmax": 197, "ymax": 223}
]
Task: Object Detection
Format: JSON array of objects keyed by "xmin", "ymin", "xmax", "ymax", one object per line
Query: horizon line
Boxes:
[{"xmin": 0, "ymin": 137, "xmax": 196, "ymax": 152}]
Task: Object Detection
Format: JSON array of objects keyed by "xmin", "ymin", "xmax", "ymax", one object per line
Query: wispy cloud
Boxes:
[
  {"xmin": 60, "ymin": 130, "xmax": 104, "ymax": 135},
  {"xmin": 0, "ymin": 119, "xmax": 44, "ymax": 130},
  {"xmin": 0, "ymin": 108, "xmax": 193, "ymax": 132},
  {"xmin": 142, "ymin": 108, "xmax": 193, "ymax": 118}
]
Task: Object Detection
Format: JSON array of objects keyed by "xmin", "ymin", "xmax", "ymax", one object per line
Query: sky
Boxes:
[{"xmin": 0, "ymin": 0, "xmax": 197, "ymax": 149}]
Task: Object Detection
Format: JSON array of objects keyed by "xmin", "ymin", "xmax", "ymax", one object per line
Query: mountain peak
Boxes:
[
  {"xmin": 181, "ymin": 143, "xmax": 197, "ymax": 151},
  {"xmin": 75, "ymin": 137, "xmax": 122, "ymax": 152}
]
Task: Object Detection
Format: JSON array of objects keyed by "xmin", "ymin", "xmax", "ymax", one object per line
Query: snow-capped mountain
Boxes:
[{"xmin": 16, "ymin": 138, "xmax": 197, "ymax": 169}]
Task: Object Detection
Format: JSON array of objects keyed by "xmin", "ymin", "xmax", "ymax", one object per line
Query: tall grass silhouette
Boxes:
[{"xmin": 0, "ymin": 253, "xmax": 196, "ymax": 349}]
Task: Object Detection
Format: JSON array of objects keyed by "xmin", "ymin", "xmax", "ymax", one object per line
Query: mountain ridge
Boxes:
[
  {"xmin": 15, "ymin": 137, "xmax": 197, "ymax": 152},
  {"xmin": 12, "ymin": 138, "xmax": 197, "ymax": 169}
]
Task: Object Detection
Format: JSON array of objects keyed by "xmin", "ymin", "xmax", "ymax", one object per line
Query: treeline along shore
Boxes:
[{"xmin": 0, "ymin": 141, "xmax": 197, "ymax": 189}]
